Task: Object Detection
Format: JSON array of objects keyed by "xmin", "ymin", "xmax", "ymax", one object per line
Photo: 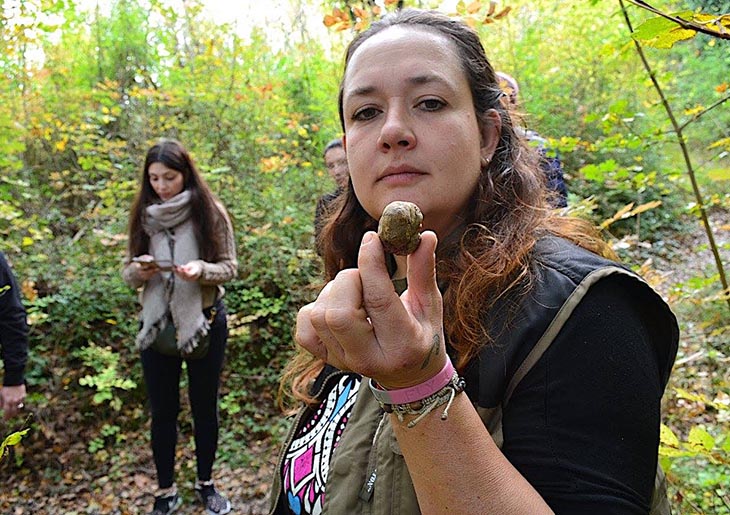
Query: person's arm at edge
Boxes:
[{"xmin": 0, "ymin": 253, "xmax": 29, "ymax": 419}]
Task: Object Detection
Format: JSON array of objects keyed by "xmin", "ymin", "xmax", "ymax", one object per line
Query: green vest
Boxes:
[{"xmin": 269, "ymin": 236, "xmax": 677, "ymax": 514}]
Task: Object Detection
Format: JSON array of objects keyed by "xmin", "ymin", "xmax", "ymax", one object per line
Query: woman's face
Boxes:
[
  {"xmin": 148, "ymin": 162, "xmax": 185, "ymax": 202},
  {"xmin": 341, "ymin": 26, "xmax": 499, "ymax": 237}
]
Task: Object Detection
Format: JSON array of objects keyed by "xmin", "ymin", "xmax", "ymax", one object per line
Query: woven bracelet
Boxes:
[{"xmin": 373, "ymin": 373, "xmax": 466, "ymax": 428}]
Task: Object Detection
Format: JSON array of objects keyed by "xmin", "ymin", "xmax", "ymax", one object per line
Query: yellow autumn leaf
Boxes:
[
  {"xmin": 632, "ymin": 200, "xmax": 662, "ymax": 215},
  {"xmin": 21, "ymin": 280, "xmax": 37, "ymax": 302},
  {"xmin": 684, "ymin": 105, "xmax": 704, "ymax": 116},
  {"xmin": 600, "ymin": 203, "xmax": 635, "ymax": 229},
  {"xmin": 494, "ymin": 6, "xmax": 512, "ymax": 19},
  {"xmin": 708, "ymin": 137, "xmax": 730, "ymax": 150},
  {"xmin": 466, "ymin": 1, "xmax": 482, "ymax": 14},
  {"xmin": 22, "ymin": 237, "xmax": 34, "ymax": 247},
  {"xmin": 56, "ymin": 139, "xmax": 68, "ymax": 151},
  {"xmin": 660, "ymin": 424, "xmax": 679, "ymax": 448},
  {"xmin": 688, "ymin": 426, "xmax": 715, "ymax": 452},
  {"xmin": 707, "ymin": 168, "xmax": 730, "ymax": 181}
]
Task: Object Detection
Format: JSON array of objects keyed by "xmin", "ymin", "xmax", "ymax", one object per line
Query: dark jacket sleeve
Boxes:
[{"xmin": 0, "ymin": 252, "xmax": 29, "ymax": 386}]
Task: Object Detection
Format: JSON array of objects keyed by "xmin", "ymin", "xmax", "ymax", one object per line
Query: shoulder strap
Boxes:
[{"xmin": 503, "ymin": 266, "xmax": 629, "ymax": 405}]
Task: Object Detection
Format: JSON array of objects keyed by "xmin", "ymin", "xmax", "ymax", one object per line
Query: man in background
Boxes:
[
  {"xmin": 314, "ymin": 138, "xmax": 349, "ymax": 255},
  {"xmin": 497, "ymin": 71, "xmax": 568, "ymax": 208},
  {"xmin": 0, "ymin": 251, "xmax": 29, "ymax": 421}
]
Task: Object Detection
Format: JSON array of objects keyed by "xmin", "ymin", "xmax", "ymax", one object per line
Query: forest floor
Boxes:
[{"xmin": 2, "ymin": 209, "xmax": 729, "ymax": 515}]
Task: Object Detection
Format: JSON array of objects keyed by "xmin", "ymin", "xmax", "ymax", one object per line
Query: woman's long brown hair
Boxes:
[{"xmin": 127, "ymin": 139, "xmax": 230, "ymax": 262}]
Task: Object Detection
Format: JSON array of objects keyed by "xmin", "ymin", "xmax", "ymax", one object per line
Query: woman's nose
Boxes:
[{"xmin": 377, "ymin": 108, "xmax": 415, "ymax": 151}]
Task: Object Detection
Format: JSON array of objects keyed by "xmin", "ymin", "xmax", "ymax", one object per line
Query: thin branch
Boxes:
[
  {"xmin": 678, "ymin": 94, "xmax": 730, "ymax": 132},
  {"xmin": 626, "ymin": 0, "xmax": 730, "ymax": 40},
  {"xmin": 618, "ymin": 0, "xmax": 730, "ymax": 308}
]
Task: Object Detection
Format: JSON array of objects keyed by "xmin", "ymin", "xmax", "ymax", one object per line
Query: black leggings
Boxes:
[{"xmin": 141, "ymin": 301, "xmax": 227, "ymax": 489}]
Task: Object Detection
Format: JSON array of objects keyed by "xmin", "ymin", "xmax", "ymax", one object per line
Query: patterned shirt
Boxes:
[{"xmin": 282, "ymin": 374, "xmax": 361, "ymax": 515}]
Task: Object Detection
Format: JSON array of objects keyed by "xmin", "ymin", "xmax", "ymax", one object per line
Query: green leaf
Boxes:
[
  {"xmin": 632, "ymin": 13, "xmax": 697, "ymax": 49},
  {"xmin": 579, "ymin": 159, "xmax": 618, "ymax": 182},
  {"xmin": 688, "ymin": 426, "xmax": 715, "ymax": 452},
  {"xmin": 1, "ymin": 429, "xmax": 30, "ymax": 459}
]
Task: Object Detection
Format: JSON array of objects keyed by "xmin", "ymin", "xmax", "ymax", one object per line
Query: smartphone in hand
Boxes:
[{"xmin": 132, "ymin": 256, "xmax": 174, "ymax": 271}]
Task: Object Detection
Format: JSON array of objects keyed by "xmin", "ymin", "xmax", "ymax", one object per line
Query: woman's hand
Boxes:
[
  {"xmin": 175, "ymin": 261, "xmax": 202, "ymax": 281},
  {"xmin": 295, "ymin": 230, "xmax": 446, "ymax": 389},
  {"xmin": 133, "ymin": 254, "xmax": 160, "ymax": 282}
]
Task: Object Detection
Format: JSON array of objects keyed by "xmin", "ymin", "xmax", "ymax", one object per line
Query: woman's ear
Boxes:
[{"xmin": 479, "ymin": 109, "xmax": 502, "ymax": 163}]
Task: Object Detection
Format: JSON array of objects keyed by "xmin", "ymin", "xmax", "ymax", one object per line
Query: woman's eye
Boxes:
[
  {"xmin": 419, "ymin": 98, "xmax": 445, "ymax": 111},
  {"xmin": 353, "ymin": 107, "xmax": 379, "ymax": 121}
]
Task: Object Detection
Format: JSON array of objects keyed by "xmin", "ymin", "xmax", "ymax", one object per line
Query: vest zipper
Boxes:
[{"xmin": 358, "ymin": 412, "xmax": 387, "ymax": 502}]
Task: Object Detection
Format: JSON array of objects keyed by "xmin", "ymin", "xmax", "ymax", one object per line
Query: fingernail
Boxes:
[{"xmin": 361, "ymin": 232, "xmax": 375, "ymax": 246}]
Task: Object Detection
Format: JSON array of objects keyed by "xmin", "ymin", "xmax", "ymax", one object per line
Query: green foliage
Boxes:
[
  {"xmin": 661, "ymin": 391, "xmax": 730, "ymax": 513},
  {"xmin": 632, "ymin": 11, "xmax": 698, "ymax": 49},
  {"xmin": 76, "ymin": 343, "xmax": 137, "ymax": 411},
  {"xmin": 87, "ymin": 423, "xmax": 124, "ymax": 457}
]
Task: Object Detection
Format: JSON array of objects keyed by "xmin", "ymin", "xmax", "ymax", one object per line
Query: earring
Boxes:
[{"xmin": 480, "ymin": 156, "xmax": 491, "ymax": 169}]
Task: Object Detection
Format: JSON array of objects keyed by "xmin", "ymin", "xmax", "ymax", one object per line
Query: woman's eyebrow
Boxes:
[{"xmin": 347, "ymin": 74, "xmax": 455, "ymax": 99}]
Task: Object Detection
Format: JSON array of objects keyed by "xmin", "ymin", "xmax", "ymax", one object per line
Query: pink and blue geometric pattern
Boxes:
[{"xmin": 283, "ymin": 374, "xmax": 361, "ymax": 515}]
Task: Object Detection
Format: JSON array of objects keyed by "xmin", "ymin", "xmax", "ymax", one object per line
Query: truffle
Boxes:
[{"xmin": 377, "ymin": 201, "xmax": 423, "ymax": 255}]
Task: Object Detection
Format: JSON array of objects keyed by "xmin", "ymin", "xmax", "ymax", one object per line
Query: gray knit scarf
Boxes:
[{"xmin": 135, "ymin": 190, "xmax": 209, "ymax": 353}]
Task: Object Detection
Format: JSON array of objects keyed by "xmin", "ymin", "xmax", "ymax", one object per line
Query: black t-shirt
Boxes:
[{"xmin": 502, "ymin": 274, "xmax": 669, "ymax": 512}]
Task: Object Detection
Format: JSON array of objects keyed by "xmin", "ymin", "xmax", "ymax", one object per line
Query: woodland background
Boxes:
[{"xmin": 1, "ymin": 0, "xmax": 729, "ymax": 513}]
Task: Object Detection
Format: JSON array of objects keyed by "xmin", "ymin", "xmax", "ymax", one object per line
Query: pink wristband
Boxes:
[{"xmin": 369, "ymin": 358, "xmax": 455, "ymax": 405}]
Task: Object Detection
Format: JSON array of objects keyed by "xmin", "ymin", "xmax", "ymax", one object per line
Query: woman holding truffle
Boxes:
[{"xmin": 269, "ymin": 9, "xmax": 678, "ymax": 515}]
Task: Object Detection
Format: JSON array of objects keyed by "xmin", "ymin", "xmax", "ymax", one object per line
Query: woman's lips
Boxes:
[{"xmin": 377, "ymin": 166, "xmax": 426, "ymax": 185}]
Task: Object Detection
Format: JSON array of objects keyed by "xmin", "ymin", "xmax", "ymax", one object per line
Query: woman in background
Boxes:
[{"xmin": 123, "ymin": 139, "xmax": 237, "ymax": 515}]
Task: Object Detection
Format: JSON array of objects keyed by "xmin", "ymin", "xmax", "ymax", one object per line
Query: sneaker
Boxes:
[
  {"xmin": 195, "ymin": 481, "xmax": 232, "ymax": 515},
  {"xmin": 149, "ymin": 493, "xmax": 182, "ymax": 515}
]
